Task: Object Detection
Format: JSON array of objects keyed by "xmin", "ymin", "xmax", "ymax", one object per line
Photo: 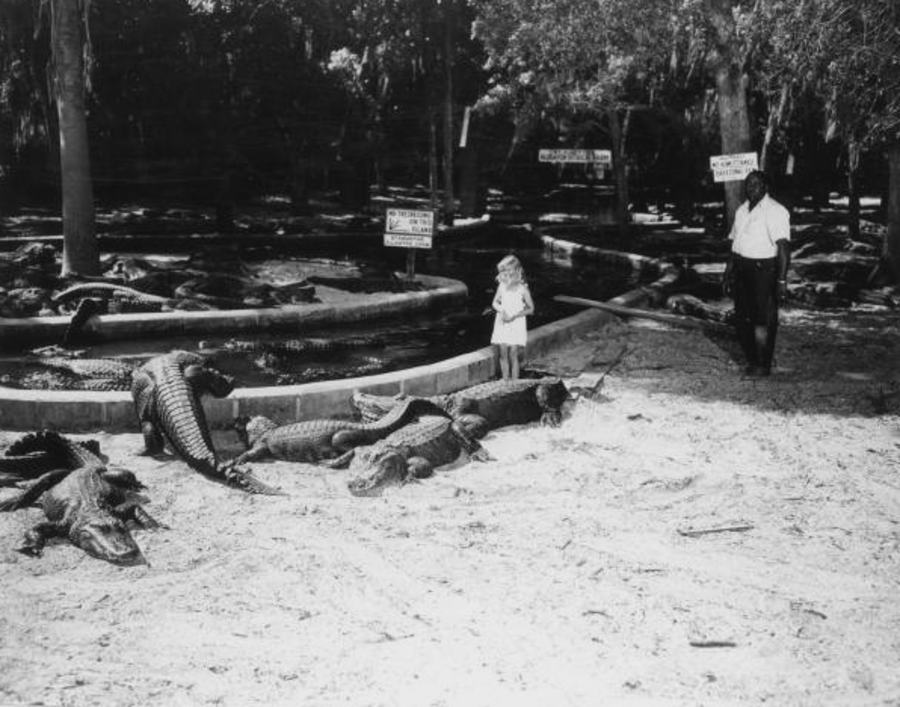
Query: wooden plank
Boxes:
[{"xmin": 553, "ymin": 295, "xmax": 728, "ymax": 331}]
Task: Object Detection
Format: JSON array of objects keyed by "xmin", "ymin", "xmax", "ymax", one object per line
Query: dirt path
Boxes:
[{"xmin": 1, "ymin": 307, "xmax": 898, "ymax": 707}]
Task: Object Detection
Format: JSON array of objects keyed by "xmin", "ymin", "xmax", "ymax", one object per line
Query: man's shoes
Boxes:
[{"xmin": 744, "ymin": 365, "xmax": 771, "ymax": 378}]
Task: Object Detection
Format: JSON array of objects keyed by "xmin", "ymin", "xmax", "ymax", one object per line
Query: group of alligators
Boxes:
[{"xmin": 0, "ymin": 352, "xmax": 570, "ymax": 566}]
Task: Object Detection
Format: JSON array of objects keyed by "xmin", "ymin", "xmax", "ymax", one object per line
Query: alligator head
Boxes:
[
  {"xmin": 536, "ymin": 379, "xmax": 571, "ymax": 426},
  {"xmin": 347, "ymin": 449, "xmax": 408, "ymax": 497},
  {"xmin": 231, "ymin": 415, "xmax": 278, "ymax": 449},
  {"xmin": 70, "ymin": 516, "xmax": 147, "ymax": 566}
]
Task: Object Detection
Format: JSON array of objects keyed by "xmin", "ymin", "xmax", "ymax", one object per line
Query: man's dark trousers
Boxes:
[{"xmin": 732, "ymin": 255, "xmax": 779, "ymax": 369}]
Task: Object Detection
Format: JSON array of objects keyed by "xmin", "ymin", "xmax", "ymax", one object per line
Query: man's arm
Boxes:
[{"xmin": 776, "ymin": 240, "xmax": 791, "ymax": 300}]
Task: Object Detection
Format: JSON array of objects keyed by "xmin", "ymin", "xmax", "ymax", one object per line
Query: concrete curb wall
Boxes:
[
  {"xmin": 0, "ymin": 306, "xmax": 613, "ymax": 432},
  {"xmin": 0, "ymin": 274, "xmax": 466, "ymax": 346},
  {"xmin": 0, "ymin": 233, "xmax": 670, "ymax": 433}
]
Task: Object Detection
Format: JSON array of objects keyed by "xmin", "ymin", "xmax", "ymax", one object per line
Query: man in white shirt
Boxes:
[{"xmin": 723, "ymin": 170, "xmax": 791, "ymax": 377}]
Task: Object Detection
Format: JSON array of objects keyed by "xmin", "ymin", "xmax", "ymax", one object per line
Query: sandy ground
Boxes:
[{"xmin": 1, "ymin": 305, "xmax": 899, "ymax": 707}]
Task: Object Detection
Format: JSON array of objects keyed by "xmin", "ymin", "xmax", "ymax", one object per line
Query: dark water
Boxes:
[{"xmin": 0, "ymin": 227, "xmax": 648, "ymax": 387}]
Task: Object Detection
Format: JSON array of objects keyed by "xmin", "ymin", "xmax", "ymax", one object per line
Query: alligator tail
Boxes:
[{"xmin": 218, "ymin": 460, "xmax": 285, "ymax": 496}]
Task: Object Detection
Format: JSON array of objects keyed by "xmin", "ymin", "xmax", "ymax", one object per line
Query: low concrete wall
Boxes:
[
  {"xmin": 0, "ymin": 307, "xmax": 612, "ymax": 432},
  {"xmin": 0, "ymin": 234, "xmax": 667, "ymax": 433},
  {"xmin": 0, "ymin": 274, "xmax": 466, "ymax": 346}
]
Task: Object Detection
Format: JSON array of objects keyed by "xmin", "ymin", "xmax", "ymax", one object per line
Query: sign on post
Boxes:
[
  {"xmin": 710, "ymin": 152, "xmax": 759, "ymax": 183},
  {"xmin": 539, "ymin": 148, "xmax": 612, "ymax": 166},
  {"xmin": 384, "ymin": 208, "xmax": 435, "ymax": 249},
  {"xmin": 384, "ymin": 208, "xmax": 435, "ymax": 280}
]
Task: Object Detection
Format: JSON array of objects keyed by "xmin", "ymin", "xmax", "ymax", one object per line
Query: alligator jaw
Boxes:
[
  {"xmin": 73, "ymin": 519, "xmax": 148, "ymax": 566},
  {"xmin": 347, "ymin": 452, "xmax": 407, "ymax": 497}
]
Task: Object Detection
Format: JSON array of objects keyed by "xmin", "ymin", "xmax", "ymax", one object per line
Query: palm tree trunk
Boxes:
[{"xmin": 52, "ymin": 0, "xmax": 98, "ymax": 276}]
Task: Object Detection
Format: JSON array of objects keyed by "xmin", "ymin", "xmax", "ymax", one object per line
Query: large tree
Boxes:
[
  {"xmin": 753, "ymin": 0, "xmax": 900, "ymax": 279},
  {"xmin": 51, "ymin": 0, "xmax": 99, "ymax": 276},
  {"xmin": 473, "ymin": 0, "xmax": 684, "ymax": 228}
]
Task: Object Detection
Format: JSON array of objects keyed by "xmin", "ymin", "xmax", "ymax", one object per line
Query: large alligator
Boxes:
[
  {"xmin": 231, "ymin": 396, "xmax": 451, "ymax": 466},
  {"xmin": 219, "ymin": 335, "xmax": 386, "ymax": 356},
  {"xmin": 54, "ymin": 285, "xmax": 171, "ymax": 344},
  {"xmin": 346, "ymin": 414, "xmax": 491, "ymax": 497},
  {"xmin": 0, "ymin": 355, "xmax": 136, "ymax": 392},
  {"xmin": 131, "ymin": 350, "xmax": 281, "ymax": 495},
  {"xmin": 351, "ymin": 377, "xmax": 571, "ymax": 430},
  {"xmin": 0, "ymin": 432, "xmax": 103, "ymax": 487},
  {"xmin": 0, "ymin": 430, "xmax": 160, "ymax": 565}
]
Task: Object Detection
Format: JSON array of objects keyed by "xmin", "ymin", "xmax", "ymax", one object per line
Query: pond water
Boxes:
[{"xmin": 0, "ymin": 227, "xmax": 649, "ymax": 387}]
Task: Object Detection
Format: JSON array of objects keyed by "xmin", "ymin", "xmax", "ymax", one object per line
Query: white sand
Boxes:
[{"xmin": 1, "ymin": 307, "xmax": 898, "ymax": 707}]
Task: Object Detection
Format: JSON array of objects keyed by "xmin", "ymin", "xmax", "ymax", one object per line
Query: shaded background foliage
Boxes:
[{"xmin": 0, "ymin": 0, "xmax": 897, "ymax": 231}]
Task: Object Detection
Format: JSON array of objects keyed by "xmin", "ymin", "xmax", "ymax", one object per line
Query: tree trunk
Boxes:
[
  {"xmin": 885, "ymin": 141, "xmax": 900, "ymax": 283},
  {"xmin": 607, "ymin": 107, "xmax": 631, "ymax": 237},
  {"xmin": 847, "ymin": 139, "xmax": 861, "ymax": 242},
  {"xmin": 429, "ymin": 110, "xmax": 439, "ymax": 209},
  {"xmin": 760, "ymin": 82, "xmax": 790, "ymax": 174},
  {"xmin": 441, "ymin": 0, "xmax": 455, "ymax": 226},
  {"xmin": 52, "ymin": 0, "xmax": 98, "ymax": 276},
  {"xmin": 704, "ymin": 0, "xmax": 753, "ymax": 232}
]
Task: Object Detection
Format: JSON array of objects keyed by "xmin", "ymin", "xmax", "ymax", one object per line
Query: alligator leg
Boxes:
[
  {"xmin": 112, "ymin": 501, "xmax": 168, "ymax": 530},
  {"xmin": 0, "ymin": 469, "xmax": 71, "ymax": 512},
  {"xmin": 406, "ymin": 456, "xmax": 434, "ymax": 479},
  {"xmin": 17, "ymin": 521, "xmax": 61, "ymax": 557},
  {"xmin": 450, "ymin": 422, "xmax": 493, "ymax": 462},
  {"xmin": 140, "ymin": 421, "xmax": 166, "ymax": 456},
  {"xmin": 229, "ymin": 446, "xmax": 270, "ymax": 465},
  {"xmin": 323, "ymin": 449, "xmax": 355, "ymax": 469}
]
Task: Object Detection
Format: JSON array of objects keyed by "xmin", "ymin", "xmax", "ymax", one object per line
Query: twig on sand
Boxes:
[
  {"xmin": 593, "ymin": 343, "xmax": 629, "ymax": 386},
  {"xmin": 689, "ymin": 640, "xmax": 737, "ymax": 648},
  {"xmin": 677, "ymin": 524, "xmax": 754, "ymax": 538}
]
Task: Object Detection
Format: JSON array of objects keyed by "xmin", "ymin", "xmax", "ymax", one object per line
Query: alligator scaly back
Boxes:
[
  {"xmin": 347, "ymin": 415, "xmax": 492, "ymax": 497},
  {"xmin": 351, "ymin": 377, "xmax": 570, "ymax": 429},
  {"xmin": 230, "ymin": 396, "xmax": 450, "ymax": 466},
  {"xmin": 132, "ymin": 351, "xmax": 282, "ymax": 495}
]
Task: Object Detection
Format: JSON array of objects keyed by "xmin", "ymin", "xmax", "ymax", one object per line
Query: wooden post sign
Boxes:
[
  {"xmin": 539, "ymin": 148, "xmax": 612, "ymax": 166},
  {"xmin": 710, "ymin": 152, "xmax": 758, "ymax": 183},
  {"xmin": 384, "ymin": 208, "xmax": 435, "ymax": 280}
]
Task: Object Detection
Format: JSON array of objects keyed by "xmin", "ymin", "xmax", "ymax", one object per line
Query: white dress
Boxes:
[{"xmin": 491, "ymin": 282, "xmax": 529, "ymax": 346}]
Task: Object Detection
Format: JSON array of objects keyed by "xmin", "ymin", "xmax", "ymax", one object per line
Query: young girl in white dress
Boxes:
[{"xmin": 490, "ymin": 254, "xmax": 534, "ymax": 380}]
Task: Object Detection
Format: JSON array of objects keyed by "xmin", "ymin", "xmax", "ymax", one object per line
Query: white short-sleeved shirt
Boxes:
[{"xmin": 729, "ymin": 194, "xmax": 791, "ymax": 259}]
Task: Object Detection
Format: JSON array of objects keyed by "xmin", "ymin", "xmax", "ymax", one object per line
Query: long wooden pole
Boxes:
[{"xmin": 554, "ymin": 295, "xmax": 729, "ymax": 331}]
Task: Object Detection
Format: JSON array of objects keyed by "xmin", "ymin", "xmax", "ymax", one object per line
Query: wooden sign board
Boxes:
[
  {"xmin": 539, "ymin": 148, "xmax": 612, "ymax": 166},
  {"xmin": 384, "ymin": 208, "xmax": 434, "ymax": 249},
  {"xmin": 710, "ymin": 152, "xmax": 758, "ymax": 182}
]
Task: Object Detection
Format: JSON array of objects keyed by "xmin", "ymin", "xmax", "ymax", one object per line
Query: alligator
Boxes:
[
  {"xmin": 665, "ymin": 293, "xmax": 735, "ymax": 325},
  {"xmin": 219, "ymin": 335, "xmax": 385, "ymax": 356},
  {"xmin": 131, "ymin": 350, "xmax": 282, "ymax": 495},
  {"xmin": 0, "ymin": 430, "xmax": 160, "ymax": 565},
  {"xmin": 231, "ymin": 396, "xmax": 451, "ymax": 466},
  {"xmin": 0, "ymin": 432, "xmax": 103, "ymax": 487},
  {"xmin": 0, "ymin": 356, "xmax": 135, "ymax": 392},
  {"xmin": 346, "ymin": 414, "xmax": 492, "ymax": 497},
  {"xmin": 0, "ymin": 286, "xmax": 55, "ymax": 317},
  {"xmin": 53, "ymin": 284, "xmax": 172, "ymax": 344},
  {"xmin": 53, "ymin": 281, "xmax": 171, "ymax": 306},
  {"xmin": 307, "ymin": 273, "xmax": 426, "ymax": 294},
  {"xmin": 273, "ymin": 357, "xmax": 388, "ymax": 385},
  {"xmin": 351, "ymin": 377, "xmax": 571, "ymax": 431}
]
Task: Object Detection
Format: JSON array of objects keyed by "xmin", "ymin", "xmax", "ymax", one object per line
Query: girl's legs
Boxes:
[
  {"xmin": 498, "ymin": 344, "xmax": 510, "ymax": 379},
  {"xmin": 509, "ymin": 345, "xmax": 521, "ymax": 380}
]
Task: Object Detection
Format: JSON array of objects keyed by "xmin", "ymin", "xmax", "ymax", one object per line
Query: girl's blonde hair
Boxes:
[{"xmin": 497, "ymin": 254, "xmax": 526, "ymax": 284}]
